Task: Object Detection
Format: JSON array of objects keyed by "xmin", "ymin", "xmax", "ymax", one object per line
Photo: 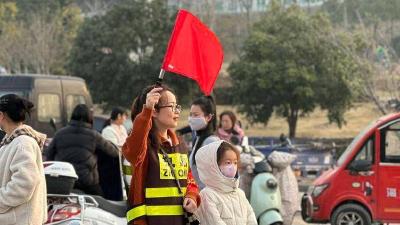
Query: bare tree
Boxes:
[
  {"xmin": 0, "ymin": 6, "xmax": 81, "ymax": 75},
  {"xmin": 77, "ymin": 0, "xmax": 122, "ymax": 17},
  {"xmin": 237, "ymin": 0, "xmax": 253, "ymax": 30}
]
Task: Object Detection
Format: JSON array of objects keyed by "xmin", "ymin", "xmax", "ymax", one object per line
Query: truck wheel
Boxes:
[{"xmin": 331, "ymin": 203, "xmax": 371, "ymax": 225}]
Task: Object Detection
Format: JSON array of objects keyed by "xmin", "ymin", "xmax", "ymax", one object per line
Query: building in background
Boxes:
[{"xmin": 168, "ymin": 0, "xmax": 325, "ymax": 15}]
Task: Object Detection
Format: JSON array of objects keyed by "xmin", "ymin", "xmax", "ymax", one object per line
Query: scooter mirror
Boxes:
[{"xmin": 266, "ymin": 178, "xmax": 278, "ymax": 189}]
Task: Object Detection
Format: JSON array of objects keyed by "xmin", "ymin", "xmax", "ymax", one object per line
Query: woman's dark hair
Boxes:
[
  {"xmin": 131, "ymin": 84, "xmax": 174, "ymax": 149},
  {"xmin": 217, "ymin": 141, "xmax": 240, "ymax": 165},
  {"xmin": 102, "ymin": 107, "xmax": 127, "ymax": 129},
  {"xmin": 0, "ymin": 94, "xmax": 34, "ymax": 123},
  {"xmin": 71, "ymin": 104, "xmax": 93, "ymax": 125},
  {"xmin": 219, "ymin": 111, "xmax": 238, "ymax": 134},
  {"xmin": 191, "ymin": 95, "xmax": 217, "ymax": 132}
]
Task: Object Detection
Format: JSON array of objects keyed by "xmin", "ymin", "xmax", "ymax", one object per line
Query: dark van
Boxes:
[{"xmin": 0, "ymin": 74, "xmax": 93, "ymax": 137}]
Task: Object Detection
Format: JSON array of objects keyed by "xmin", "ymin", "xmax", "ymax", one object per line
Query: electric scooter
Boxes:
[
  {"xmin": 239, "ymin": 137, "xmax": 284, "ymax": 225},
  {"xmin": 44, "ymin": 161, "xmax": 127, "ymax": 225}
]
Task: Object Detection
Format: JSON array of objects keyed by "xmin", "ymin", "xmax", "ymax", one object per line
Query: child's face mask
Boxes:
[{"xmin": 219, "ymin": 164, "xmax": 238, "ymax": 178}]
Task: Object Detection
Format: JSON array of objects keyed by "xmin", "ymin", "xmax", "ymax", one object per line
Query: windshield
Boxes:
[
  {"xmin": 0, "ymin": 90, "xmax": 27, "ymax": 98},
  {"xmin": 337, "ymin": 121, "xmax": 376, "ymax": 167}
]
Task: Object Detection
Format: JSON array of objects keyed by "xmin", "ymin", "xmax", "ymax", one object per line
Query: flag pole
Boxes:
[{"xmin": 156, "ymin": 69, "xmax": 165, "ymax": 87}]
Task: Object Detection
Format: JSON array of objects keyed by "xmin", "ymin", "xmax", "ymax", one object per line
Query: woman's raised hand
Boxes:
[{"xmin": 145, "ymin": 87, "xmax": 163, "ymax": 109}]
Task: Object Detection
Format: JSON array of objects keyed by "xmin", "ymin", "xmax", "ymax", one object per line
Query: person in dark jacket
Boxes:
[{"xmin": 46, "ymin": 104, "xmax": 119, "ymax": 196}]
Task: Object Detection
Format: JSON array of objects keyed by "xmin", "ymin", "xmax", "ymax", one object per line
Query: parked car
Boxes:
[
  {"xmin": 0, "ymin": 74, "xmax": 93, "ymax": 137},
  {"xmin": 291, "ymin": 148, "xmax": 334, "ymax": 178},
  {"xmin": 248, "ymin": 136, "xmax": 335, "ymax": 179},
  {"xmin": 302, "ymin": 112, "xmax": 400, "ymax": 225}
]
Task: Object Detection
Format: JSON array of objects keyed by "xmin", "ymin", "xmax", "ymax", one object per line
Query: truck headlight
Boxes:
[
  {"xmin": 312, "ymin": 184, "xmax": 329, "ymax": 197},
  {"xmin": 324, "ymin": 155, "xmax": 331, "ymax": 164},
  {"xmin": 266, "ymin": 178, "xmax": 278, "ymax": 189}
]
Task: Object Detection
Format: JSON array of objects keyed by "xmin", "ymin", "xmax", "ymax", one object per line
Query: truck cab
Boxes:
[
  {"xmin": 0, "ymin": 74, "xmax": 93, "ymax": 137},
  {"xmin": 302, "ymin": 113, "xmax": 400, "ymax": 225}
]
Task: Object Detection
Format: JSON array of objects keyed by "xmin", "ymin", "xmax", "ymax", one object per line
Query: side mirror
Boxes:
[
  {"xmin": 349, "ymin": 160, "xmax": 372, "ymax": 172},
  {"xmin": 49, "ymin": 118, "xmax": 57, "ymax": 131}
]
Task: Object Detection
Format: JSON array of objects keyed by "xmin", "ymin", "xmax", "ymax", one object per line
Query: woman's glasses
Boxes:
[{"xmin": 157, "ymin": 104, "xmax": 182, "ymax": 113}]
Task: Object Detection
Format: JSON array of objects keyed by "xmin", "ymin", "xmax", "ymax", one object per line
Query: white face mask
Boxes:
[
  {"xmin": 219, "ymin": 164, "xmax": 238, "ymax": 178},
  {"xmin": 188, "ymin": 116, "xmax": 208, "ymax": 131}
]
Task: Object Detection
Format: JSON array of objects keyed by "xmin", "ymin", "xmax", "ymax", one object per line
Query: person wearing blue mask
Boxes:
[{"xmin": 188, "ymin": 96, "xmax": 220, "ymax": 190}]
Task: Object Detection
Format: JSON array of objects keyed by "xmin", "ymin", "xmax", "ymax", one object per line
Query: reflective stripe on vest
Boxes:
[
  {"xmin": 145, "ymin": 187, "xmax": 187, "ymax": 198},
  {"xmin": 127, "ymin": 205, "xmax": 184, "ymax": 222}
]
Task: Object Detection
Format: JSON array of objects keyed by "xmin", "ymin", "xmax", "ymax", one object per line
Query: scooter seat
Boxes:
[
  {"xmin": 92, "ymin": 195, "xmax": 127, "ymax": 218},
  {"xmin": 254, "ymin": 160, "xmax": 272, "ymax": 174}
]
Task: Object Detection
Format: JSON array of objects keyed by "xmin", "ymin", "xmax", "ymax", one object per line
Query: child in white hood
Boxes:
[{"xmin": 194, "ymin": 140, "xmax": 257, "ymax": 225}]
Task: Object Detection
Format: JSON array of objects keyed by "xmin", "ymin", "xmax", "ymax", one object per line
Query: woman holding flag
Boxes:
[
  {"xmin": 122, "ymin": 8, "xmax": 223, "ymax": 225},
  {"xmin": 122, "ymin": 85, "xmax": 200, "ymax": 225}
]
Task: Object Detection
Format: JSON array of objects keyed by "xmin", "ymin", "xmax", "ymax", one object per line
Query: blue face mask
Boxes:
[{"xmin": 188, "ymin": 116, "xmax": 207, "ymax": 131}]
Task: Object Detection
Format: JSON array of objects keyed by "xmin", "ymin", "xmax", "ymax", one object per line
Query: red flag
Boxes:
[{"xmin": 162, "ymin": 9, "xmax": 224, "ymax": 96}]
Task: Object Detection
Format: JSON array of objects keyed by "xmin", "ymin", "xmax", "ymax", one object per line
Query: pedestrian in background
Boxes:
[
  {"xmin": 188, "ymin": 96, "xmax": 220, "ymax": 189},
  {"xmin": 217, "ymin": 111, "xmax": 245, "ymax": 144},
  {"xmin": 46, "ymin": 104, "xmax": 119, "ymax": 196},
  {"xmin": 0, "ymin": 94, "xmax": 47, "ymax": 225},
  {"xmin": 99, "ymin": 107, "xmax": 128, "ymax": 200},
  {"xmin": 195, "ymin": 140, "xmax": 257, "ymax": 225}
]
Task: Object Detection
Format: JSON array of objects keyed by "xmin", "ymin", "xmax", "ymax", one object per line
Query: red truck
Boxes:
[{"xmin": 302, "ymin": 113, "xmax": 400, "ymax": 225}]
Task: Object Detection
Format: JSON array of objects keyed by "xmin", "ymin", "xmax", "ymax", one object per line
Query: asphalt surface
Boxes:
[
  {"xmin": 292, "ymin": 177, "xmax": 328, "ymax": 225},
  {"xmin": 291, "ymin": 193, "xmax": 328, "ymax": 225}
]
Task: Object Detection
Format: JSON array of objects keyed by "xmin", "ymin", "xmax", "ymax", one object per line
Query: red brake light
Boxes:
[
  {"xmin": 43, "ymin": 163, "xmax": 53, "ymax": 168},
  {"xmin": 47, "ymin": 204, "xmax": 81, "ymax": 223}
]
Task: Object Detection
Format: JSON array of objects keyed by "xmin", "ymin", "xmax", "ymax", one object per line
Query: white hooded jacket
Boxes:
[
  {"xmin": 0, "ymin": 125, "xmax": 47, "ymax": 225},
  {"xmin": 194, "ymin": 140, "xmax": 257, "ymax": 225}
]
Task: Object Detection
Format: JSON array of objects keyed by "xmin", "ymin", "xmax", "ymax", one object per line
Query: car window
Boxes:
[
  {"xmin": 38, "ymin": 94, "xmax": 61, "ymax": 123},
  {"xmin": 381, "ymin": 128, "xmax": 400, "ymax": 163},
  {"xmin": 354, "ymin": 138, "xmax": 374, "ymax": 163},
  {"xmin": 337, "ymin": 121, "xmax": 376, "ymax": 166},
  {"xmin": 66, "ymin": 95, "xmax": 86, "ymax": 121},
  {"xmin": 0, "ymin": 91, "xmax": 26, "ymax": 98}
]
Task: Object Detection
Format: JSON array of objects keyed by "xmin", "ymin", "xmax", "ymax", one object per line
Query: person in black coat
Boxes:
[{"xmin": 46, "ymin": 104, "xmax": 119, "ymax": 196}]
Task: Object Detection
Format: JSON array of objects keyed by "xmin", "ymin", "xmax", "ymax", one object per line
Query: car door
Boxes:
[
  {"xmin": 344, "ymin": 134, "xmax": 378, "ymax": 214},
  {"xmin": 377, "ymin": 120, "xmax": 400, "ymax": 220}
]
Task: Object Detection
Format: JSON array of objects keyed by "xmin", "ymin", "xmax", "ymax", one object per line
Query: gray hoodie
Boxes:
[{"xmin": 194, "ymin": 140, "xmax": 257, "ymax": 225}]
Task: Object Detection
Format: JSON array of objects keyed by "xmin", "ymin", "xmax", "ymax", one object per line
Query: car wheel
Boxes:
[{"xmin": 331, "ymin": 203, "xmax": 371, "ymax": 225}]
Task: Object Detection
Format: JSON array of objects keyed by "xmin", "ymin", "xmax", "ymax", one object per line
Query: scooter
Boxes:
[
  {"xmin": 44, "ymin": 161, "xmax": 127, "ymax": 225},
  {"xmin": 239, "ymin": 137, "xmax": 283, "ymax": 225}
]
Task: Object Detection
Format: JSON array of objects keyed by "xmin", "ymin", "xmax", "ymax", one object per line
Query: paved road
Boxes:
[{"xmin": 291, "ymin": 193, "xmax": 328, "ymax": 225}]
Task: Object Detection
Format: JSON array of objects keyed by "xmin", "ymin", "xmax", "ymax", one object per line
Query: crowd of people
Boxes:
[{"xmin": 0, "ymin": 86, "xmax": 299, "ymax": 225}]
